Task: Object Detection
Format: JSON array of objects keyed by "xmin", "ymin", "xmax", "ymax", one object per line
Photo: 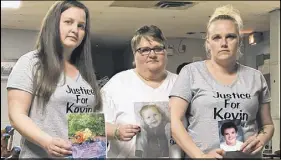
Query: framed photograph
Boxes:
[
  {"xmin": 68, "ymin": 113, "xmax": 106, "ymax": 159},
  {"xmin": 218, "ymin": 119, "xmax": 244, "ymax": 152},
  {"xmin": 134, "ymin": 101, "xmax": 170, "ymax": 158},
  {"xmin": 1, "ymin": 60, "xmax": 17, "ymax": 81}
]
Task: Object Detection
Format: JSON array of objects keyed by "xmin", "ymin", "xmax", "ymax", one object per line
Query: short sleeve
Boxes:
[
  {"xmin": 7, "ymin": 52, "xmax": 38, "ymax": 94},
  {"xmin": 101, "ymin": 86, "xmax": 117, "ymax": 124},
  {"xmin": 259, "ymin": 73, "xmax": 271, "ymax": 104},
  {"xmin": 169, "ymin": 65, "xmax": 193, "ymax": 103}
]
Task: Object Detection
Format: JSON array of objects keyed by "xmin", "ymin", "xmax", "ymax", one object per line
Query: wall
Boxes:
[
  {"xmin": 91, "ymin": 43, "xmax": 115, "ymax": 79},
  {"xmin": 269, "ymin": 9, "xmax": 280, "ymax": 153},
  {"xmin": 91, "ymin": 34, "xmax": 129, "ymax": 78},
  {"xmin": 243, "ymin": 31, "xmax": 270, "ymax": 69},
  {"xmin": 166, "ymin": 37, "xmax": 206, "ymax": 73},
  {"xmin": 1, "ymin": 29, "xmax": 38, "ymax": 60}
]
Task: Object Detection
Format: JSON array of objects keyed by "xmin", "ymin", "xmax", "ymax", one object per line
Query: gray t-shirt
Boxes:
[
  {"xmin": 169, "ymin": 61, "xmax": 271, "ymax": 158},
  {"xmin": 7, "ymin": 51, "xmax": 96, "ymax": 158}
]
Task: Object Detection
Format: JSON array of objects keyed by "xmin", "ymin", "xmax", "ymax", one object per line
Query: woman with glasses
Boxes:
[{"xmin": 101, "ymin": 25, "xmax": 180, "ymax": 158}]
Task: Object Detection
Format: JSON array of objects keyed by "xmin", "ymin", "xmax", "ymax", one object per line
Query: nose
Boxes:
[
  {"xmin": 148, "ymin": 50, "xmax": 157, "ymax": 57},
  {"xmin": 221, "ymin": 38, "xmax": 228, "ymax": 48},
  {"xmin": 71, "ymin": 23, "xmax": 78, "ymax": 33}
]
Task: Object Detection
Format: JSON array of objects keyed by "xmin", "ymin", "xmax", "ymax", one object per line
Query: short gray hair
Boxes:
[{"xmin": 131, "ymin": 25, "xmax": 167, "ymax": 53}]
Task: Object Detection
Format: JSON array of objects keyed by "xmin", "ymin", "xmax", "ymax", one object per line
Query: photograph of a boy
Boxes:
[
  {"xmin": 135, "ymin": 104, "xmax": 170, "ymax": 158},
  {"xmin": 219, "ymin": 120, "xmax": 244, "ymax": 152}
]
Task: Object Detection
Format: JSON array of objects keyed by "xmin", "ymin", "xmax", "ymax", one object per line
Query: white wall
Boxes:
[
  {"xmin": 166, "ymin": 37, "xmax": 206, "ymax": 73},
  {"xmin": 1, "ymin": 28, "xmax": 38, "ymax": 60},
  {"xmin": 269, "ymin": 9, "xmax": 280, "ymax": 153}
]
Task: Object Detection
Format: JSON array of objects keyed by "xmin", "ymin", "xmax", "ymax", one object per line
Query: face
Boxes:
[
  {"xmin": 60, "ymin": 7, "xmax": 86, "ymax": 51},
  {"xmin": 134, "ymin": 37, "xmax": 167, "ymax": 72},
  {"xmin": 206, "ymin": 20, "xmax": 239, "ymax": 62},
  {"xmin": 141, "ymin": 107, "xmax": 162, "ymax": 128},
  {"xmin": 224, "ymin": 127, "xmax": 237, "ymax": 145}
]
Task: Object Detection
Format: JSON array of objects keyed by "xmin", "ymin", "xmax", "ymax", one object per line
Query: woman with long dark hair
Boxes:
[{"xmin": 7, "ymin": 1, "xmax": 102, "ymax": 158}]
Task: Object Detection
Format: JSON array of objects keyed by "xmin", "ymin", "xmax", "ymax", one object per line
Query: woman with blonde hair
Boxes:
[{"xmin": 169, "ymin": 5, "xmax": 274, "ymax": 159}]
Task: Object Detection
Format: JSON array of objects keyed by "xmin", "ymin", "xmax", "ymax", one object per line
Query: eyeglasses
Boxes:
[{"xmin": 135, "ymin": 46, "xmax": 165, "ymax": 56}]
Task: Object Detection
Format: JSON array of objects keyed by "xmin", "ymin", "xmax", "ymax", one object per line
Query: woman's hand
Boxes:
[
  {"xmin": 44, "ymin": 137, "xmax": 72, "ymax": 158},
  {"xmin": 240, "ymin": 134, "xmax": 265, "ymax": 155},
  {"xmin": 116, "ymin": 124, "xmax": 140, "ymax": 141}
]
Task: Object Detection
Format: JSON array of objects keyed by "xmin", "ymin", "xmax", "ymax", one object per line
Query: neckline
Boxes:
[
  {"xmin": 203, "ymin": 60, "xmax": 240, "ymax": 88},
  {"xmin": 65, "ymin": 72, "xmax": 80, "ymax": 82},
  {"xmin": 132, "ymin": 69, "xmax": 169, "ymax": 90}
]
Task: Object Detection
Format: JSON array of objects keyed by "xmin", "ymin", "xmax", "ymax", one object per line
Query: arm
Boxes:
[
  {"xmin": 170, "ymin": 96, "xmax": 204, "ymax": 158},
  {"xmin": 106, "ymin": 123, "xmax": 140, "ymax": 141},
  {"xmin": 6, "ymin": 54, "xmax": 71, "ymax": 157},
  {"xmin": 257, "ymin": 103, "xmax": 274, "ymax": 144},
  {"xmin": 8, "ymin": 89, "xmax": 71, "ymax": 157},
  {"xmin": 241, "ymin": 72, "xmax": 275, "ymax": 154},
  {"xmin": 170, "ymin": 97, "xmax": 224, "ymax": 158},
  {"xmin": 101, "ymin": 88, "xmax": 140, "ymax": 141},
  {"xmin": 105, "ymin": 122, "xmax": 118, "ymax": 140},
  {"xmin": 241, "ymin": 103, "xmax": 274, "ymax": 154},
  {"xmin": 8, "ymin": 89, "xmax": 51, "ymax": 150},
  {"xmin": 256, "ymin": 73, "xmax": 274, "ymax": 145}
]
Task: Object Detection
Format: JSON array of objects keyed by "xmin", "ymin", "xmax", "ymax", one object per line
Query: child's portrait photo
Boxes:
[
  {"xmin": 218, "ymin": 120, "xmax": 244, "ymax": 152},
  {"xmin": 134, "ymin": 102, "xmax": 170, "ymax": 158}
]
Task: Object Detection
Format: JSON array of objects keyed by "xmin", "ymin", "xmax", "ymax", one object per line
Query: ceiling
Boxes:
[{"xmin": 1, "ymin": 1, "xmax": 280, "ymax": 41}]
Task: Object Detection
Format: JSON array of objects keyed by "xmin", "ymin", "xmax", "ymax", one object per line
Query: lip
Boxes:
[
  {"xmin": 67, "ymin": 36, "xmax": 77, "ymax": 41},
  {"xmin": 147, "ymin": 60, "xmax": 158, "ymax": 63},
  {"xmin": 219, "ymin": 50, "xmax": 230, "ymax": 52},
  {"xmin": 151, "ymin": 121, "xmax": 158, "ymax": 124}
]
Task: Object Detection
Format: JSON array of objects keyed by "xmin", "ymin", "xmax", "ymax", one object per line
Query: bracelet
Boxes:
[{"xmin": 114, "ymin": 125, "xmax": 120, "ymax": 140}]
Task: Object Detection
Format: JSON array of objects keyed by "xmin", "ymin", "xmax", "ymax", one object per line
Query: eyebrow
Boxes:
[
  {"xmin": 137, "ymin": 45, "xmax": 164, "ymax": 49},
  {"xmin": 63, "ymin": 17, "xmax": 86, "ymax": 24},
  {"xmin": 225, "ymin": 33, "xmax": 237, "ymax": 36},
  {"xmin": 212, "ymin": 33, "xmax": 237, "ymax": 36},
  {"xmin": 211, "ymin": 33, "xmax": 237, "ymax": 38}
]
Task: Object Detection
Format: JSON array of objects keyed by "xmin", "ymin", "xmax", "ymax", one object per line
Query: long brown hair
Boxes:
[{"xmin": 33, "ymin": 1, "xmax": 102, "ymax": 112}]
